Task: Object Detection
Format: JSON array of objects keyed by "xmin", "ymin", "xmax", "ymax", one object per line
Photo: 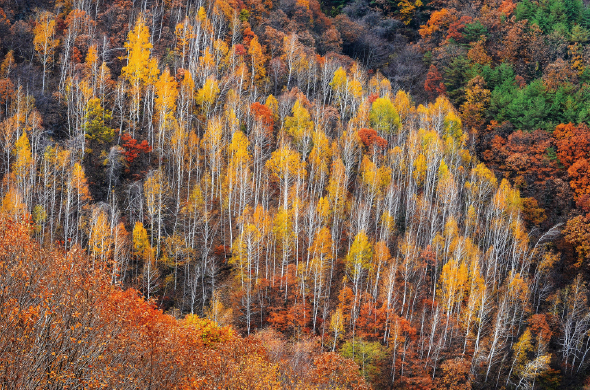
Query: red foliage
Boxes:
[
  {"xmin": 234, "ymin": 43, "xmax": 247, "ymax": 56},
  {"xmin": 576, "ymin": 194, "xmax": 590, "ymax": 213},
  {"xmin": 71, "ymin": 46, "xmax": 82, "ymax": 63},
  {"xmin": 484, "ymin": 129, "xmax": 557, "ymax": 184},
  {"xmin": 251, "ymin": 102, "xmax": 274, "ymax": 134},
  {"xmin": 368, "ymin": 93, "xmax": 379, "ymax": 104},
  {"xmin": 358, "ymin": 128, "xmax": 387, "ymax": 150},
  {"xmin": 424, "ymin": 65, "xmax": 446, "ymax": 99},
  {"xmin": 446, "ymin": 15, "xmax": 472, "ymax": 42},
  {"xmin": 268, "ymin": 302, "xmax": 312, "ymax": 334},
  {"xmin": 213, "ymin": 244, "xmax": 230, "ymax": 259},
  {"xmin": 121, "ymin": 133, "xmax": 152, "ymax": 167}
]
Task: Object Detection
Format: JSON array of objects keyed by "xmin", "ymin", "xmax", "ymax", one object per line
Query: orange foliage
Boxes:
[
  {"xmin": 521, "ymin": 197, "xmax": 547, "ymax": 226},
  {"xmin": 355, "ymin": 294, "xmax": 387, "ymax": 340},
  {"xmin": 310, "ymin": 352, "xmax": 370, "ymax": 389},
  {"xmin": 528, "ymin": 314, "xmax": 553, "ymax": 342},
  {"xmin": 0, "ymin": 216, "xmax": 247, "ymax": 388},
  {"xmin": 419, "ymin": 8, "xmax": 454, "ymax": 39},
  {"xmin": 358, "ymin": 127, "xmax": 387, "ymax": 150},
  {"xmin": 433, "ymin": 358, "xmax": 471, "ymax": 390},
  {"xmin": 251, "ymin": 101, "xmax": 274, "ymax": 134},
  {"xmin": 0, "ymin": 77, "xmax": 14, "ymax": 111},
  {"xmin": 266, "ymin": 265, "xmax": 313, "ymax": 335},
  {"xmin": 499, "ymin": 0, "xmax": 517, "ymax": 16},
  {"xmin": 568, "ymin": 158, "xmax": 590, "ymax": 199},
  {"xmin": 563, "ymin": 213, "xmax": 590, "ymax": 262},
  {"xmin": 553, "ymin": 123, "xmax": 590, "ymax": 169},
  {"xmin": 0, "ymin": 216, "xmax": 367, "ymax": 389}
]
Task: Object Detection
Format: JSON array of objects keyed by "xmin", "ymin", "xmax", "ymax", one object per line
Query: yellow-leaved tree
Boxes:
[
  {"xmin": 248, "ymin": 36, "xmax": 267, "ymax": 86},
  {"xmin": 33, "ymin": 11, "xmax": 59, "ymax": 92},
  {"xmin": 346, "ymin": 231, "xmax": 373, "ymax": 295},
  {"xmin": 266, "ymin": 145, "xmax": 307, "ymax": 210},
  {"xmin": 133, "ymin": 221, "xmax": 158, "ymax": 299},
  {"xmin": 154, "ymin": 67, "xmax": 178, "ymax": 155},
  {"xmin": 284, "ymin": 100, "xmax": 314, "ymax": 155},
  {"xmin": 122, "ymin": 17, "xmax": 160, "ymax": 133},
  {"xmin": 196, "ymin": 76, "xmax": 220, "ymax": 114}
]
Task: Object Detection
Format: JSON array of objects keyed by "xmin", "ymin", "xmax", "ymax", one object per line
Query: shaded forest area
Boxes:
[{"xmin": 0, "ymin": 0, "xmax": 589, "ymax": 388}]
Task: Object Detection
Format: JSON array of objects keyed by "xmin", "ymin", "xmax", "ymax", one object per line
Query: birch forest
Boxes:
[{"xmin": 1, "ymin": 0, "xmax": 590, "ymax": 388}]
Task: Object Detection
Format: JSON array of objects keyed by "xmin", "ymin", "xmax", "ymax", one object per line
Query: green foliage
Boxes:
[
  {"xmin": 570, "ymin": 24, "xmax": 590, "ymax": 43},
  {"xmin": 481, "ymin": 63, "xmax": 516, "ymax": 91},
  {"xmin": 483, "ymin": 74, "xmax": 590, "ymax": 131},
  {"xmin": 444, "ymin": 56, "xmax": 472, "ymax": 107},
  {"xmin": 475, "ymin": 60, "xmax": 590, "ymax": 132},
  {"xmin": 545, "ymin": 146, "xmax": 558, "ymax": 161},
  {"xmin": 239, "ymin": 9, "xmax": 250, "ymax": 22},
  {"xmin": 505, "ymin": 80, "xmax": 553, "ymax": 131},
  {"xmin": 581, "ymin": 7, "xmax": 590, "ymax": 29},
  {"xmin": 463, "ymin": 21, "xmax": 488, "ymax": 42},
  {"xmin": 84, "ymin": 98, "xmax": 114, "ymax": 145},
  {"xmin": 340, "ymin": 339, "xmax": 386, "ymax": 382},
  {"xmin": 516, "ymin": 0, "xmax": 584, "ymax": 33},
  {"xmin": 369, "ymin": 97, "xmax": 400, "ymax": 134}
]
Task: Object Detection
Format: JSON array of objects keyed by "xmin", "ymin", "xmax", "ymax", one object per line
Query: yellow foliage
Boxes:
[
  {"xmin": 360, "ymin": 155, "xmax": 391, "ymax": 197},
  {"xmin": 33, "ymin": 11, "xmax": 59, "ymax": 68},
  {"xmin": 393, "ymin": 90, "xmax": 413, "ymax": 124},
  {"xmin": 316, "ymin": 197, "xmax": 331, "ymax": 221},
  {"xmin": 327, "ymin": 159, "xmax": 348, "ymax": 219},
  {"xmin": 507, "ymin": 271, "xmax": 529, "ymax": 302},
  {"xmin": 439, "ymin": 258, "xmax": 469, "ymax": 311},
  {"xmin": 443, "ymin": 111, "xmax": 464, "ymax": 144},
  {"xmin": 248, "ymin": 36, "xmax": 267, "ymax": 84},
  {"xmin": 196, "ymin": 76, "xmax": 220, "ymax": 112},
  {"xmin": 133, "ymin": 221, "xmax": 154, "ymax": 264},
  {"xmin": 273, "ymin": 208, "xmax": 293, "ymax": 248},
  {"xmin": 122, "ymin": 17, "xmax": 159, "ymax": 87},
  {"xmin": 266, "ymin": 145, "xmax": 307, "ymax": 184},
  {"xmin": 284, "ymin": 100, "xmax": 314, "ymax": 145},
  {"xmin": 330, "ymin": 67, "xmax": 347, "ymax": 98},
  {"xmin": 1, "ymin": 187, "xmax": 28, "ymax": 218},
  {"xmin": 265, "ymin": 95, "xmax": 279, "ymax": 123},
  {"xmin": 13, "ymin": 132, "xmax": 32, "ymax": 185},
  {"xmin": 493, "ymin": 179, "xmax": 523, "ymax": 217},
  {"xmin": 345, "ymin": 231, "xmax": 373, "ymax": 281},
  {"xmin": 413, "ymin": 154, "xmax": 427, "ymax": 186},
  {"xmin": 89, "ymin": 208, "xmax": 113, "ymax": 262},
  {"xmin": 155, "ymin": 67, "xmax": 178, "ymax": 121},
  {"xmin": 398, "ymin": 0, "xmax": 423, "ymax": 25},
  {"xmin": 230, "ymin": 223, "xmax": 262, "ymax": 282}
]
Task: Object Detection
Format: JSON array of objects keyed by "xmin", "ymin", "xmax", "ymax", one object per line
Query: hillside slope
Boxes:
[{"xmin": 0, "ymin": 0, "xmax": 588, "ymax": 388}]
